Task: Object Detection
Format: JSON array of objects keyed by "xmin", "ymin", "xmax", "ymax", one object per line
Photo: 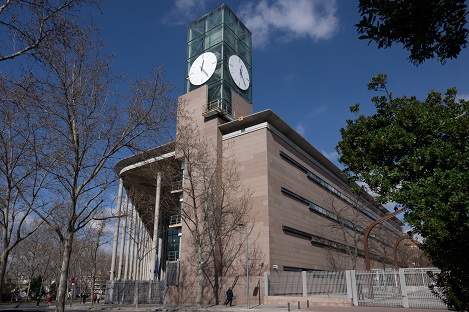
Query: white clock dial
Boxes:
[
  {"xmin": 228, "ymin": 55, "xmax": 250, "ymax": 90},
  {"xmin": 188, "ymin": 52, "xmax": 217, "ymax": 86}
]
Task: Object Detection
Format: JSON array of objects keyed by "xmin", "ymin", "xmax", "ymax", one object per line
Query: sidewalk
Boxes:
[
  {"xmin": 60, "ymin": 302, "xmax": 451, "ymax": 312},
  {"xmin": 3, "ymin": 302, "xmax": 451, "ymax": 312}
]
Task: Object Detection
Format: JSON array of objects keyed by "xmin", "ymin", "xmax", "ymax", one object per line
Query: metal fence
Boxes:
[
  {"xmin": 266, "ymin": 268, "xmax": 446, "ymax": 309},
  {"xmin": 105, "ymin": 280, "xmax": 165, "ymax": 304}
]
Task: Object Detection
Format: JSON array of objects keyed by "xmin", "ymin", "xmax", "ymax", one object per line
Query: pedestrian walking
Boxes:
[
  {"xmin": 47, "ymin": 294, "xmax": 52, "ymax": 307},
  {"xmin": 224, "ymin": 287, "xmax": 234, "ymax": 306}
]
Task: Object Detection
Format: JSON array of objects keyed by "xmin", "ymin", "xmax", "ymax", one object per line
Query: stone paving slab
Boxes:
[{"xmin": 3, "ymin": 302, "xmax": 452, "ymax": 312}]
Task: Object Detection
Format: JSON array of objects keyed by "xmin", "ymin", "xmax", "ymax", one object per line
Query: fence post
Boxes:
[
  {"xmin": 264, "ymin": 272, "xmax": 269, "ymax": 297},
  {"xmin": 399, "ymin": 268, "xmax": 409, "ymax": 308},
  {"xmin": 349, "ymin": 270, "xmax": 358, "ymax": 306},
  {"xmin": 302, "ymin": 271, "xmax": 307, "ymax": 297},
  {"xmin": 345, "ymin": 271, "xmax": 352, "ymax": 299}
]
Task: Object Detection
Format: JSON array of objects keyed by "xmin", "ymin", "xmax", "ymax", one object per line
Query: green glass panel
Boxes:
[
  {"xmin": 237, "ymin": 23, "xmax": 252, "ymax": 49},
  {"xmin": 223, "ymin": 25, "xmax": 237, "ymax": 51},
  {"xmin": 237, "ymin": 41, "xmax": 251, "ymax": 65},
  {"xmin": 225, "ymin": 8, "xmax": 238, "ymax": 35},
  {"xmin": 206, "ymin": 7, "xmax": 222, "ymax": 31},
  {"xmin": 208, "ymin": 84, "xmax": 221, "ymax": 104},
  {"xmin": 187, "ymin": 19, "xmax": 205, "ymax": 42},
  {"xmin": 205, "ymin": 25, "xmax": 222, "ymax": 50},
  {"xmin": 206, "ymin": 43, "xmax": 223, "ymax": 64},
  {"xmin": 187, "ymin": 37, "xmax": 204, "ymax": 59}
]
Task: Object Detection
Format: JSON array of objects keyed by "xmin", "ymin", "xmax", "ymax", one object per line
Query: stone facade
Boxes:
[{"xmin": 109, "ymin": 86, "xmax": 403, "ymax": 305}]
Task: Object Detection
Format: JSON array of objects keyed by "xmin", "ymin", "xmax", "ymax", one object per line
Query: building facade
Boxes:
[{"xmin": 107, "ymin": 4, "xmax": 403, "ymax": 305}]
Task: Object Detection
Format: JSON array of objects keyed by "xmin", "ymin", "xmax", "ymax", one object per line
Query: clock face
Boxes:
[
  {"xmin": 228, "ymin": 55, "xmax": 250, "ymax": 90},
  {"xmin": 188, "ymin": 52, "xmax": 217, "ymax": 86}
]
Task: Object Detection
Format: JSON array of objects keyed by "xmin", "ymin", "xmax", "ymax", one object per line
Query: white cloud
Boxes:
[
  {"xmin": 309, "ymin": 104, "xmax": 327, "ymax": 116},
  {"xmin": 321, "ymin": 149, "xmax": 339, "ymax": 163},
  {"xmin": 239, "ymin": 0, "xmax": 339, "ymax": 48},
  {"xmin": 163, "ymin": 0, "xmax": 211, "ymax": 25},
  {"xmin": 295, "ymin": 123, "xmax": 305, "ymax": 135}
]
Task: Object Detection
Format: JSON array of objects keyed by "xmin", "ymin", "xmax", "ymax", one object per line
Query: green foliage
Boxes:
[
  {"xmin": 30, "ymin": 275, "xmax": 43, "ymax": 296},
  {"xmin": 429, "ymin": 270, "xmax": 469, "ymax": 311},
  {"xmin": 337, "ymin": 74, "xmax": 469, "ymax": 309},
  {"xmin": 356, "ymin": 0, "xmax": 469, "ymax": 65},
  {"xmin": 0, "ymin": 278, "xmax": 14, "ymax": 302}
]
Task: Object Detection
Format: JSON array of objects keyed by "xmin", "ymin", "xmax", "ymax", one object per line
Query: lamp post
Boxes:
[
  {"xmin": 238, "ymin": 223, "xmax": 249, "ymax": 309},
  {"xmin": 364, "ymin": 206, "xmax": 407, "ymax": 270},
  {"xmin": 393, "ymin": 231, "xmax": 413, "ymax": 270}
]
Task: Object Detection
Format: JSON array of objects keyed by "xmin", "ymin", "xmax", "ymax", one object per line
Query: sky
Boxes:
[{"xmin": 88, "ymin": 0, "xmax": 469, "ymax": 169}]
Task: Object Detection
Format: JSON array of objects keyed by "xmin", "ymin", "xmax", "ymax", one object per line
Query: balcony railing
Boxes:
[{"xmin": 169, "ymin": 215, "xmax": 182, "ymax": 226}]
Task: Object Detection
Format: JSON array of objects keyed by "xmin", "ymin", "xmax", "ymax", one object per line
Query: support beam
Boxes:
[
  {"xmin": 117, "ymin": 195, "xmax": 129, "ymax": 280},
  {"xmin": 151, "ymin": 172, "xmax": 162, "ymax": 280},
  {"xmin": 110, "ymin": 178, "xmax": 124, "ymax": 280}
]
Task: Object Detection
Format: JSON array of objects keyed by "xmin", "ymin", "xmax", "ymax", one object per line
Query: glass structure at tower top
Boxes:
[{"xmin": 184, "ymin": 4, "xmax": 252, "ymax": 116}]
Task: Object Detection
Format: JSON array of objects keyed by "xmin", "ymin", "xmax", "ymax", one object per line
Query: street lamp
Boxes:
[
  {"xmin": 238, "ymin": 223, "xmax": 249, "ymax": 309},
  {"xmin": 363, "ymin": 206, "xmax": 407, "ymax": 270},
  {"xmin": 393, "ymin": 231, "xmax": 413, "ymax": 270}
]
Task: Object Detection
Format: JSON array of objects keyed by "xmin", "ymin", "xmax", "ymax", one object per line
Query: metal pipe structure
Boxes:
[
  {"xmin": 393, "ymin": 231, "xmax": 413, "ymax": 270},
  {"xmin": 364, "ymin": 206, "xmax": 407, "ymax": 271}
]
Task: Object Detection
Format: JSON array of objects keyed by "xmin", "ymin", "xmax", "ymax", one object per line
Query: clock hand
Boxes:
[{"xmin": 201, "ymin": 67, "xmax": 209, "ymax": 77}]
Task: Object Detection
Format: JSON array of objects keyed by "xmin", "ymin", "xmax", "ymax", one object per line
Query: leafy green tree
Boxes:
[
  {"xmin": 356, "ymin": 0, "xmax": 468, "ymax": 65},
  {"xmin": 337, "ymin": 74, "xmax": 469, "ymax": 310}
]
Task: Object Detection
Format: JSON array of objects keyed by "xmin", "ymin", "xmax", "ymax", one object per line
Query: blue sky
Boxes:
[{"xmin": 90, "ymin": 0, "xmax": 469, "ymax": 167}]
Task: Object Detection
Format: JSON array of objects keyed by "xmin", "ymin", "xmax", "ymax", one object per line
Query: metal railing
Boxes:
[
  {"xmin": 169, "ymin": 215, "xmax": 181, "ymax": 226},
  {"xmin": 266, "ymin": 268, "xmax": 446, "ymax": 309}
]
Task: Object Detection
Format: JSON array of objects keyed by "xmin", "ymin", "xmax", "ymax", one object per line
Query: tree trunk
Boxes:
[
  {"xmin": 0, "ymin": 248, "xmax": 9, "ymax": 295},
  {"xmin": 196, "ymin": 240, "xmax": 203, "ymax": 308},
  {"xmin": 56, "ymin": 233, "xmax": 74, "ymax": 312}
]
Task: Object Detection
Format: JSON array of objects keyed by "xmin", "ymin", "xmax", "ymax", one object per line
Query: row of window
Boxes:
[
  {"xmin": 282, "ymin": 225, "xmax": 392, "ymax": 266},
  {"xmin": 279, "ymin": 151, "xmax": 400, "ymax": 236},
  {"xmin": 281, "ymin": 187, "xmax": 383, "ymax": 244}
]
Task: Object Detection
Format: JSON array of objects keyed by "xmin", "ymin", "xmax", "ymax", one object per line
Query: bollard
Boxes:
[
  {"xmin": 307, "ymin": 299, "xmax": 309, "ymax": 307},
  {"xmin": 298, "ymin": 301, "xmax": 301, "ymax": 309},
  {"xmin": 287, "ymin": 302, "xmax": 290, "ymax": 311}
]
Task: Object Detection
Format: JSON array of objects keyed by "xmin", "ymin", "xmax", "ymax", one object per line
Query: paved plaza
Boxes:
[{"xmin": 4, "ymin": 302, "xmax": 451, "ymax": 312}]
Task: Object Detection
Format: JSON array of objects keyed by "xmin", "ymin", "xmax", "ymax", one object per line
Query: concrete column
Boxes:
[
  {"xmin": 302, "ymin": 271, "xmax": 307, "ymax": 297},
  {"xmin": 399, "ymin": 268, "xmax": 409, "ymax": 308},
  {"xmin": 110, "ymin": 178, "xmax": 123, "ymax": 280},
  {"xmin": 150, "ymin": 172, "xmax": 161, "ymax": 280},
  {"xmin": 133, "ymin": 216, "xmax": 141, "ymax": 280},
  {"xmin": 157, "ymin": 222, "xmax": 163, "ymax": 280},
  {"xmin": 124, "ymin": 202, "xmax": 134, "ymax": 280},
  {"xmin": 129, "ymin": 207, "xmax": 137, "ymax": 280},
  {"xmin": 117, "ymin": 195, "xmax": 129, "ymax": 280}
]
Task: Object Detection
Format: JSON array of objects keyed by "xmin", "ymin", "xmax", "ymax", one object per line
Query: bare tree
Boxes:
[
  {"xmin": 321, "ymin": 190, "xmax": 369, "ymax": 270},
  {"xmin": 0, "ymin": 74, "xmax": 51, "ymax": 295},
  {"xmin": 26, "ymin": 24, "xmax": 176, "ymax": 312},
  {"xmin": 0, "ymin": 0, "xmax": 95, "ymax": 63},
  {"xmin": 175, "ymin": 104, "xmax": 253, "ymax": 307}
]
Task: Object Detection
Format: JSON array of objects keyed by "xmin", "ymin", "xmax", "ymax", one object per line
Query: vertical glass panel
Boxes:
[
  {"xmin": 187, "ymin": 19, "xmax": 205, "ymax": 42},
  {"xmin": 205, "ymin": 25, "xmax": 222, "ymax": 50},
  {"xmin": 206, "ymin": 42, "xmax": 223, "ymax": 69},
  {"xmin": 187, "ymin": 37, "xmax": 204, "ymax": 59},
  {"xmin": 167, "ymin": 227, "xmax": 181, "ymax": 261},
  {"xmin": 208, "ymin": 84, "xmax": 221, "ymax": 104},
  {"xmin": 223, "ymin": 25, "xmax": 237, "ymax": 52},
  {"xmin": 206, "ymin": 6, "xmax": 223, "ymax": 31},
  {"xmin": 222, "ymin": 43, "xmax": 236, "ymax": 64},
  {"xmin": 225, "ymin": 8, "xmax": 238, "ymax": 35},
  {"xmin": 237, "ymin": 23, "xmax": 252, "ymax": 49}
]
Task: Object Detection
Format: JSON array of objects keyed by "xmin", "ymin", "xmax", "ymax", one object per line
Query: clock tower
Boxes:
[{"xmin": 184, "ymin": 4, "xmax": 252, "ymax": 119}]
